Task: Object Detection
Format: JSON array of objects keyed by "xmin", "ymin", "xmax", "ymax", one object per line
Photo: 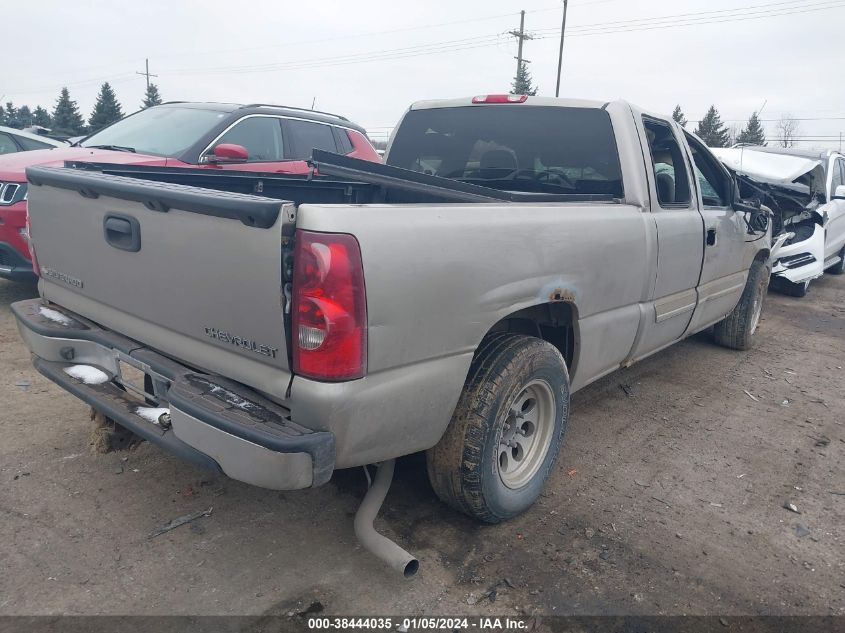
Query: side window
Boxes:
[
  {"xmin": 215, "ymin": 117, "xmax": 284, "ymax": 162},
  {"xmin": 684, "ymin": 132, "xmax": 730, "ymax": 207},
  {"xmin": 286, "ymin": 120, "xmax": 337, "ymax": 160},
  {"xmin": 0, "ymin": 133, "xmax": 18, "ymax": 155},
  {"xmin": 831, "ymin": 158, "xmax": 844, "ymax": 195},
  {"xmin": 333, "ymin": 127, "xmax": 354, "ymax": 154},
  {"xmin": 643, "ymin": 118, "xmax": 691, "ymax": 207},
  {"xmin": 17, "ymin": 136, "xmax": 55, "ymax": 151}
]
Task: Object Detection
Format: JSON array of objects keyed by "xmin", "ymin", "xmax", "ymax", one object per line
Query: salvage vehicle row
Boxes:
[{"xmin": 714, "ymin": 146, "xmax": 845, "ymax": 296}]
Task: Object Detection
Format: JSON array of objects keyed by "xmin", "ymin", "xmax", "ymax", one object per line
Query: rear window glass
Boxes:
[
  {"xmin": 286, "ymin": 120, "xmax": 338, "ymax": 160},
  {"xmin": 387, "ymin": 106, "xmax": 623, "ymax": 197}
]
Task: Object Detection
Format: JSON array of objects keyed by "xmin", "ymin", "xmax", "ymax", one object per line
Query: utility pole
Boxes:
[
  {"xmin": 509, "ymin": 10, "xmax": 534, "ymax": 78},
  {"xmin": 135, "ymin": 58, "xmax": 158, "ymax": 91},
  {"xmin": 555, "ymin": 0, "xmax": 569, "ymax": 97}
]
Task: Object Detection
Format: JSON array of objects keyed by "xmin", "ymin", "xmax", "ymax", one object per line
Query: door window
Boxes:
[
  {"xmin": 831, "ymin": 157, "xmax": 844, "ymax": 195},
  {"xmin": 684, "ymin": 132, "xmax": 730, "ymax": 207},
  {"xmin": 286, "ymin": 120, "xmax": 338, "ymax": 160},
  {"xmin": 17, "ymin": 136, "xmax": 56, "ymax": 151},
  {"xmin": 0, "ymin": 133, "xmax": 18, "ymax": 155},
  {"xmin": 643, "ymin": 118, "xmax": 691, "ymax": 207},
  {"xmin": 214, "ymin": 116, "xmax": 285, "ymax": 162}
]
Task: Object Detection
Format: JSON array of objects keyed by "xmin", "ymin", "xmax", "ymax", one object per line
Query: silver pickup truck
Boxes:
[{"xmin": 13, "ymin": 96, "xmax": 771, "ymax": 576}]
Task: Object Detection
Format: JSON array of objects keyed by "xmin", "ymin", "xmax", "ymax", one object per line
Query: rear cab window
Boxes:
[{"xmin": 386, "ymin": 105, "xmax": 624, "ymax": 198}]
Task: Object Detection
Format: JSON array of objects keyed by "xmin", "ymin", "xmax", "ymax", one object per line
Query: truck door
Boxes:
[
  {"xmin": 630, "ymin": 116, "xmax": 703, "ymax": 360},
  {"xmin": 682, "ymin": 131, "xmax": 748, "ymax": 333}
]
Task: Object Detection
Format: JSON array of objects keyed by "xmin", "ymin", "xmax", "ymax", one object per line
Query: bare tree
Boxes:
[{"xmin": 776, "ymin": 114, "xmax": 800, "ymax": 148}]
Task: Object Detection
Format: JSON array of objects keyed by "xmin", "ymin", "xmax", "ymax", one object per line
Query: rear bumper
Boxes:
[
  {"xmin": 12, "ymin": 298, "xmax": 334, "ymax": 490},
  {"xmin": 0, "ymin": 242, "xmax": 35, "ymax": 282}
]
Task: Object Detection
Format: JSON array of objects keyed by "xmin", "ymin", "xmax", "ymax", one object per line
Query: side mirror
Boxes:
[
  {"xmin": 732, "ymin": 196, "xmax": 769, "ymax": 233},
  {"xmin": 204, "ymin": 143, "xmax": 249, "ymax": 164},
  {"xmin": 833, "ymin": 184, "xmax": 845, "ymax": 200}
]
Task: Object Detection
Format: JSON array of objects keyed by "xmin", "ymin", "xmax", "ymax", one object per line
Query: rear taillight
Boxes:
[
  {"xmin": 472, "ymin": 94, "xmax": 528, "ymax": 104},
  {"xmin": 25, "ymin": 210, "xmax": 40, "ymax": 276},
  {"xmin": 292, "ymin": 230, "xmax": 367, "ymax": 381}
]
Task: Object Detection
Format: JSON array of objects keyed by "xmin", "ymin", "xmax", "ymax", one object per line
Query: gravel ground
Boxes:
[{"xmin": 0, "ymin": 275, "xmax": 842, "ymax": 617}]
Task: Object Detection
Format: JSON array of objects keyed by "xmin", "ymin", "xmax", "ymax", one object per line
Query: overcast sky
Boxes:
[{"xmin": 3, "ymin": 0, "xmax": 844, "ymax": 147}]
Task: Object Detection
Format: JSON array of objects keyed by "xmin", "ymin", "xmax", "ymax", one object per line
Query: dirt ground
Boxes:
[{"xmin": 1, "ymin": 275, "xmax": 843, "ymax": 617}]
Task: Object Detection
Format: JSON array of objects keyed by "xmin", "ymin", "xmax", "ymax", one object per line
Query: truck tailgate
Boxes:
[{"xmin": 26, "ymin": 166, "xmax": 293, "ymax": 390}]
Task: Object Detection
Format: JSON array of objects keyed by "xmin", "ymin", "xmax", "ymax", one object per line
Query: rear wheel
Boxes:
[
  {"xmin": 713, "ymin": 260, "xmax": 769, "ymax": 350},
  {"xmin": 426, "ymin": 333, "xmax": 570, "ymax": 523}
]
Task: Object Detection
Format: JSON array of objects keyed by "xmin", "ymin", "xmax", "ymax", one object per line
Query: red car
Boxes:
[{"xmin": 0, "ymin": 102, "xmax": 381, "ymax": 281}]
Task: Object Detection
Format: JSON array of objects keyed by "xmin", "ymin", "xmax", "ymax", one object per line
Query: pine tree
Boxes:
[
  {"xmin": 142, "ymin": 83, "xmax": 163, "ymax": 109},
  {"xmin": 17, "ymin": 105, "xmax": 33, "ymax": 128},
  {"xmin": 88, "ymin": 82, "xmax": 124, "ymax": 133},
  {"xmin": 736, "ymin": 111, "xmax": 766, "ymax": 146},
  {"xmin": 511, "ymin": 62, "xmax": 538, "ymax": 96},
  {"xmin": 671, "ymin": 105, "xmax": 687, "ymax": 127},
  {"xmin": 695, "ymin": 105, "xmax": 731, "ymax": 148},
  {"xmin": 33, "ymin": 106, "xmax": 53, "ymax": 128},
  {"xmin": 52, "ymin": 88, "xmax": 86, "ymax": 136},
  {"xmin": 4, "ymin": 102, "xmax": 19, "ymax": 128},
  {"xmin": 0, "ymin": 104, "xmax": 4, "ymax": 126}
]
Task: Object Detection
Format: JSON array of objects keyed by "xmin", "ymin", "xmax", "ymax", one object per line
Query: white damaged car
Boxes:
[{"xmin": 712, "ymin": 147, "xmax": 845, "ymax": 296}]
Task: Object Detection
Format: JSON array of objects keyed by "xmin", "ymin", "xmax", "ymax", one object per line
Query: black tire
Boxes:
[
  {"xmin": 826, "ymin": 245, "xmax": 845, "ymax": 275},
  {"xmin": 772, "ymin": 276, "xmax": 810, "ymax": 298},
  {"xmin": 713, "ymin": 260, "xmax": 769, "ymax": 350},
  {"xmin": 426, "ymin": 333, "xmax": 570, "ymax": 523}
]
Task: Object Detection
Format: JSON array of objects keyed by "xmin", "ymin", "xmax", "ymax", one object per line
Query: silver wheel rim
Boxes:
[
  {"xmin": 750, "ymin": 289, "xmax": 763, "ymax": 334},
  {"xmin": 497, "ymin": 378, "xmax": 556, "ymax": 489}
]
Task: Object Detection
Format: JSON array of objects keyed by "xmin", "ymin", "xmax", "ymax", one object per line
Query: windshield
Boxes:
[
  {"xmin": 387, "ymin": 105, "xmax": 624, "ymax": 197},
  {"xmin": 81, "ymin": 106, "xmax": 229, "ymax": 156}
]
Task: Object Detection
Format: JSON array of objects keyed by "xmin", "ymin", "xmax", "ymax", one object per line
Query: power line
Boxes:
[
  {"xmin": 6, "ymin": 0, "xmax": 845, "ymax": 96},
  {"xmin": 533, "ymin": 0, "xmax": 825, "ymax": 34},
  {"xmin": 533, "ymin": 0, "xmax": 845, "ymax": 38},
  {"xmin": 160, "ymin": 0, "xmax": 845, "ymax": 78}
]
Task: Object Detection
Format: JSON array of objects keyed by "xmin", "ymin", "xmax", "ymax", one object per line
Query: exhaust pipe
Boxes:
[{"xmin": 354, "ymin": 459, "xmax": 419, "ymax": 578}]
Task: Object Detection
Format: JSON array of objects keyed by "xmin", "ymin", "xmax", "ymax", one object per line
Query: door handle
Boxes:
[
  {"xmin": 706, "ymin": 228, "xmax": 717, "ymax": 246},
  {"xmin": 103, "ymin": 214, "xmax": 141, "ymax": 252}
]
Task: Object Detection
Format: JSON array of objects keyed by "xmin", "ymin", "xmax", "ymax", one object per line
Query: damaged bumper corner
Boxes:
[
  {"xmin": 11, "ymin": 298, "xmax": 335, "ymax": 490},
  {"xmin": 771, "ymin": 222, "xmax": 825, "ymax": 284}
]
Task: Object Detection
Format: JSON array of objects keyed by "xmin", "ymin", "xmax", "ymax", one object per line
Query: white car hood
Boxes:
[{"xmin": 711, "ymin": 147, "xmax": 824, "ymax": 186}]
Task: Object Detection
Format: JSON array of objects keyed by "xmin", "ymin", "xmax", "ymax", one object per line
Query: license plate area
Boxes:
[{"xmin": 113, "ymin": 351, "xmax": 170, "ymax": 404}]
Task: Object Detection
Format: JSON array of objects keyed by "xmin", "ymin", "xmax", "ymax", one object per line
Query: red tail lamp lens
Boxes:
[{"xmin": 292, "ymin": 231, "xmax": 366, "ymax": 381}]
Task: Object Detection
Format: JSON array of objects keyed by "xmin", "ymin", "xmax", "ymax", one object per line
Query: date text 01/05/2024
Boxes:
[{"xmin": 306, "ymin": 616, "xmax": 530, "ymax": 630}]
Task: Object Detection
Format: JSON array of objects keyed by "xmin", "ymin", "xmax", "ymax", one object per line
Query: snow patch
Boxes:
[
  {"xmin": 63, "ymin": 365, "xmax": 110, "ymax": 385},
  {"xmin": 136, "ymin": 407, "xmax": 170, "ymax": 424},
  {"xmin": 39, "ymin": 307, "xmax": 73, "ymax": 326}
]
